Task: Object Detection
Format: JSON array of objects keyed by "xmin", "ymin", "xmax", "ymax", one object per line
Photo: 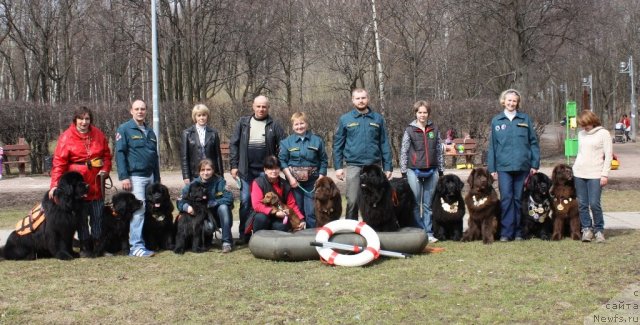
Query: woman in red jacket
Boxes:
[{"xmin": 49, "ymin": 106, "xmax": 112, "ymax": 257}]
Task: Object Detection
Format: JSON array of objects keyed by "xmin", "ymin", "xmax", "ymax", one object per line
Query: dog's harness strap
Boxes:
[
  {"xmin": 15, "ymin": 203, "xmax": 46, "ymax": 236},
  {"xmin": 391, "ymin": 189, "xmax": 399, "ymax": 207}
]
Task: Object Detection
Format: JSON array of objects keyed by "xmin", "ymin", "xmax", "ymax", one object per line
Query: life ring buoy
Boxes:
[{"xmin": 315, "ymin": 220, "xmax": 380, "ymax": 267}]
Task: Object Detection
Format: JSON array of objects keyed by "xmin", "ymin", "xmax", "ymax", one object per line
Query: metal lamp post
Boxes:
[
  {"xmin": 582, "ymin": 74, "xmax": 593, "ymax": 111},
  {"xmin": 620, "ymin": 56, "xmax": 637, "ymax": 142}
]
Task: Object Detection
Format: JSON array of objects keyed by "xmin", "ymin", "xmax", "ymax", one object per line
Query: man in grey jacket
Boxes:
[{"xmin": 229, "ymin": 96, "xmax": 286, "ymax": 241}]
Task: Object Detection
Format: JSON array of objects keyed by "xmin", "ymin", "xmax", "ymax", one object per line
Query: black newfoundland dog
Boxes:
[
  {"xmin": 3, "ymin": 171, "xmax": 88, "ymax": 260},
  {"xmin": 521, "ymin": 172, "xmax": 553, "ymax": 240},
  {"xmin": 94, "ymin": 192, "xmax": 142, "ymax": 256},
  {"xmin": 174, "ymin": 182, "xmax": 210, "ymax": 254},
  {"xmin": 142, "ymin": 183, "xmax": 175, "ymax": 251},
  {"xmin": 358, "ymin": 165, "xmax": 399, "ymax": 232},
  {"xmin": 432, "ymin": 174, "xmax": 466, "ymax": 241},
  {"xmin": 462, "ymin": 167, "xmax": 500, "ymax": 244},
  {"xmin": 389, "ymin": 178, "xmax": 419, "ymax": 228}
]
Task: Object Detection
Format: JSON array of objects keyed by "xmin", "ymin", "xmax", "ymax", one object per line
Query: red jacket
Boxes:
[{"xmin": 50, "ymin": 124, "xmax": 112, "ymax": 201}]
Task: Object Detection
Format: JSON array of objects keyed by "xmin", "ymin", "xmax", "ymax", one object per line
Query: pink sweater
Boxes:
[
  {"xmin": 250, "ymin": 180, "xmax": 304, "ymax": 220},
  {"xmin": 573, "ymin": 126, "xmax": 613, "ymax": 179}
]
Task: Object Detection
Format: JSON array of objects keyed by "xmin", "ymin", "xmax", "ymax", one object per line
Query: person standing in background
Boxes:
[
  {"xmin": 279, "ymin": 112, "xmax": 328, "ymax": 228},
  {"xmin": 49, "ymin": 106, "xmax": 112, "ymax": 257},
  {"xmin": 180, "ymin": 104, "xmax": 224, "ymax": 184},
  {"xmin": 487, "ymin": 89, "xmax": 540, "ymax": 242},
  {"xmin": 115, "ymin": 99, "xmax": 160, "ymax": 257},
  {"xmin": 229, "ymin": 96, "xmax": 285, "ymax": 242},
  {"xmin": 333, "ymin": 88, "xmax": 393, "ymax": 220},
  {"xmin": 399, "ymin": 101, "xmax": 444, "ymax": 243},
  {"xmin": 574, "ymin": 110, "xmax": 612, "ymax": 243}
]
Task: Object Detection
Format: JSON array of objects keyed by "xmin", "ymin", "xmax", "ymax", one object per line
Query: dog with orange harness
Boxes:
[{"xmin": 3, "ymin": 171, "xmax": 89, "ymax": 260}]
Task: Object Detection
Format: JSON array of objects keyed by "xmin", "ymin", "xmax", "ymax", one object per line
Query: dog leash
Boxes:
[
  {"xmin": 296, "ymin": 183, "xmax": 316, "ymax": 194},
  {"xmin": 98, "ymin": 173, "xmax": 117, "ymax": 206}
]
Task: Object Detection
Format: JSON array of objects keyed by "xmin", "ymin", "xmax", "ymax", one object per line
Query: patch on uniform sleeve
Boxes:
[{"xmin": 115, "ymin": 132, "xmax": 121, "ymax": 141}]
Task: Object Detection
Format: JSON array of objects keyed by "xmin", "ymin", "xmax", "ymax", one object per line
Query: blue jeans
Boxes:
[
  {"xmin": 497, "ymin": 171, "xmax": 528, "ymax": 239},
  {"xmin": 237, "ymin": 177, "xmax": 255, "ymax": 239},
  {"xmin": 345, "ymin": 166, "xmax": 362, "ymax": 220},
  {"xmin": 574, "ymin": 177, "xmax": 604, "ymax": 232},
  {"xmin": 293, "ymin": 178, "xmax": 317, "ymax": 228},
  {"xmin": 129, "ymin": 175, "xmax": 154, "ymax": 251},
  {"xmin": 252, "ymin": 213, "xmax": 290, "ymax": 232},
  {"xmin": 407, "ymin": 170, "xmax": 438, "ymax": 235},
  {"xmin": 212, "ymin": 204, "xmax": 233, "ymax": 245}
]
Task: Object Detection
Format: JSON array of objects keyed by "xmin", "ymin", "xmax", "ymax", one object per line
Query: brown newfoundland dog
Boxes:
[
  {"xmin": 314, "ymin": 177, "xmax": 342, "ymax": 228},
  {"xmin": 550, "ymin": 164, "xmax": 580, "ymax": 240},
  {"xmin": 462, "ymin": 167, "xmax": 500, "ymax": 244}
]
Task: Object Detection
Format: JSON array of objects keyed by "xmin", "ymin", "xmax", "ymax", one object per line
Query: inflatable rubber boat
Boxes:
[{"xmin": 248, "ymin": 226, "xmax": 427, "ymax": 262}]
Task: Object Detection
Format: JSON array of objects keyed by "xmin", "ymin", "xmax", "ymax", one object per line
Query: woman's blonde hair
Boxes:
[
  {"xmin": 499, "ymin": 89, "xmax": 521, "ymax": 109},
  {"xmin": 290, "ymin": 112, "xmax": 307, "ymax": 125},
  {"xmin": 191, "ymin": 104, "xmax": 210, "ymax": 123}
]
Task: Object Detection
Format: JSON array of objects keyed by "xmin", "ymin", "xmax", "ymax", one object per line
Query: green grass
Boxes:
[
  {"xmin": 0, "ymin": 230, "xmax": 638, "ymax": 323},
  {"xmin": 1, "ymin": 192, "xmax": 639, "ymax": 323}
]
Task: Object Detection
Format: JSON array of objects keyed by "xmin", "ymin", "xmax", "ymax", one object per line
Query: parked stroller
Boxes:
[{"xmin": 614, "ymin": 123, "xmax": 627, "ymax": 143}]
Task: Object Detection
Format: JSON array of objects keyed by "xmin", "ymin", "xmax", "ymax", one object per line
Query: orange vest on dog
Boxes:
[{"xmin": 15, "ymin": 203, "xmax": 46, "ymax": 236}]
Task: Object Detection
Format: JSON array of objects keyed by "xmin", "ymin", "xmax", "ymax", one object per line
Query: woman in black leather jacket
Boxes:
[{"xmin": 180, "ymin": 104, "xmax": 224, "ymax": 184}]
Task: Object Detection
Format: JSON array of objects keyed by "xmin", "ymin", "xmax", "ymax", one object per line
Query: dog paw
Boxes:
[
  {"xmin": 55, "ymin": 251, "xmax": 74, "ymax": 260},
  {"xmin": 173, "ymin": 248, "xmax": 185, "ymax": 255}
]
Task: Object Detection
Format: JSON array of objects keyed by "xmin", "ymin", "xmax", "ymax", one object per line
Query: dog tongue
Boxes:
[{"xmin": 154, "ymin": 203, "xmax": 161, "ymax": 207}]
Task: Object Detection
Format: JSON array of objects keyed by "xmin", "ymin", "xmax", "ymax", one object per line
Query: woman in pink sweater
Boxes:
[
  {"xmin": 573, "ymin": 110, "xmax": 612, "ymax": 243},
  {"xmin": 245, "ymin": 156, "xmax": 305, "ymax": 241}
]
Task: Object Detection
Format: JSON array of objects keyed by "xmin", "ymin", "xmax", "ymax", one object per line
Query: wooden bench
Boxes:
[
  {"xmin": 443, "ymin": 138, "xmax": 479, "ymax": 169},
  {"xmin": 220, "ymin": 142, "xmax": 230, "ymax": 172},
  {"xmin": 2, "ymin": 138, "xmax": 31, "ymax": 177}
]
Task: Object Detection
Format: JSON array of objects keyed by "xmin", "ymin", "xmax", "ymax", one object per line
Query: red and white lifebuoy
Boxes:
[{"xmin": 315, "ymin": 220, "xmax": 380, "ymax": 267}]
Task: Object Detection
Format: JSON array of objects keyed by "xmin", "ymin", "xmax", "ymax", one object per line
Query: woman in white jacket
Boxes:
[{"xmin": 573, "ymin": 110, "xmax": 612, "ymax": 243}]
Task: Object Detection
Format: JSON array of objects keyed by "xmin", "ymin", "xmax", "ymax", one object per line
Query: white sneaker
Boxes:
[
  {"xmin": 428, "ymin": 236, "xmax": 439, "ymax": 244},
  {"xmin": 581, "ymin": 228, "xmax": 593, "ymax": 242},
  {"xmin": 594, "ymin": 231, "xmax": 606, "ymax": 243}
]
